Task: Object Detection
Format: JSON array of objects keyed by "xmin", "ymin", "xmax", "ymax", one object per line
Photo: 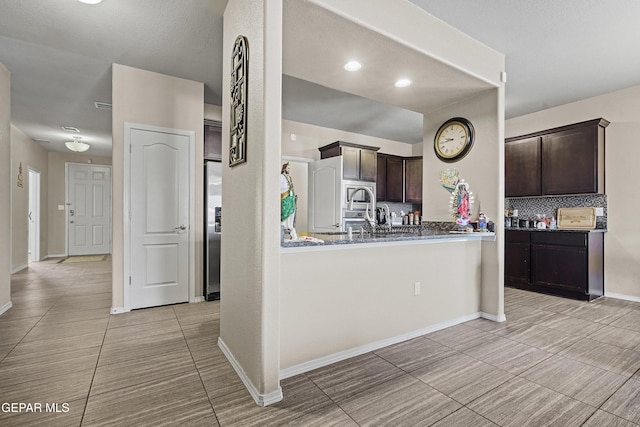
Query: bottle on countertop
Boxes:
[{"xmin": 549, "ymin": 217, "xmax": 557, "ymax": 229}]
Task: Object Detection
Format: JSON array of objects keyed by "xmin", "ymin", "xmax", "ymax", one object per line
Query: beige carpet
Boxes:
[{"xmin": 60, "ymin": 255, "xmax": 109, "ymax": 263}]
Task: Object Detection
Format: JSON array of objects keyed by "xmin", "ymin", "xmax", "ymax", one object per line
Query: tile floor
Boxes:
[{"xmin": 2, "ymin": 257, "xmax": 640, "ymax": 426}]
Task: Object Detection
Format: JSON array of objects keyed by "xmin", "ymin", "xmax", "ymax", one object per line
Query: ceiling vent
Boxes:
[
  {"xmin": 34, "ymin": 139, "xmax": 50, "ymax": 144},
  {"xmin": 94, "ymin": 102, "xmax": 112, "ymax": 110},
  {"xmin": 61, "ymin": 126, "xmax": 80, "ymax": 133}
]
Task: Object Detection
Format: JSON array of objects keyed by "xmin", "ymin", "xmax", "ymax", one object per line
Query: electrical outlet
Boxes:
[
  {"xmin": 414, "ymin": 282, "xmax": 421, "ymax": 296},
  {"xmin": 595, "ymin": 207, "xmax": 604, "ymax": 216}
]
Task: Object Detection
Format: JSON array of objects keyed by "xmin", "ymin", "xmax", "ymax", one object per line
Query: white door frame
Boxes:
[
  {"xmin": 28, "ymin": 168, "xmax": 41, "ymax": 262},
  {"xmin": 123, "ymin": 122, "xmax": 196, "ymax": 312}
]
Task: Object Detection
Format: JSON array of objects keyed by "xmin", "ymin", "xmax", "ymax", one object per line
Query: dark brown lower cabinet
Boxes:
[
  {"xmin": 505, "ymin": 231, "xmax": 530, "ymax": 286},
  {"xmin": 505, "ymin": 230, "xmax": 604, "ymax": 301}
]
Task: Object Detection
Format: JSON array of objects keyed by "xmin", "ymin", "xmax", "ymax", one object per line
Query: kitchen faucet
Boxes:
[{"xmin": 348, "ymin": 186, "xmax": 376, "ymax": 229}]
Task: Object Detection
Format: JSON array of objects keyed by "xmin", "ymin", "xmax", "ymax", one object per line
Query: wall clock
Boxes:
[{"xmin": 434, "ymin": 117, "xmax": 475, "ymax": 163}]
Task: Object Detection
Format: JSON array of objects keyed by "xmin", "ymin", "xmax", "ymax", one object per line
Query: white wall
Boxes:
[
  {"xmin": 0, "ymin": 62, "xmax": 11, "ymax": 314},
  {"xmin": 219, "ymin": 0, "xmax": 283, "ymax": 405},
  {"xmin": 506, "ymin": 84, "xmax": 640, "ymax": 301},
  {"xmin": 111, "ymin": 64, "xmax": 204, "ymax": 310},
  {"xmin": 280, "ymin": 240, "xmax": 483, "ymax": 372},
  {"xmin": 10, "ymin": 125, "xmax": 48, "ymax": 271}
]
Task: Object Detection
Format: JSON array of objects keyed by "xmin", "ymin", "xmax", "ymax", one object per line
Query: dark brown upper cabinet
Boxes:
[
  {"xmin": 376, "ymin": 154, "xmax": 422, "ymax": 203},
  {"xmin": 319, "ymin": 141, "xmax": 379, "ymax": 182},
  {"xmin": 377, "ymin": 154, "xmax": 404, "ymax": 202},
  {"xmin": 505, "ymin": 136, "xmax": 541, "ymax": 197},
  {"xmin": 404, "ymin": 157, "xmax": 423, "ymax": 203},
  {"xmin": 505, "ymin": 118, "xmax": 608, "ymax": 197}
]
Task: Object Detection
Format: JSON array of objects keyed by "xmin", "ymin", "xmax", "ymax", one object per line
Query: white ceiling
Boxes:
[{"xmin": 1, "ymin": 0, "xmax": 640, "ymax": 156}]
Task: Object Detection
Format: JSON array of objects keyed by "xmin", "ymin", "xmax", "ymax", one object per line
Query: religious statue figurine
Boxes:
[
  {"xmin": 449, "ymin": 179, "xmax": 474, "ymax": 230},
  {"xmin": 280, "ymin": 162, "xmax": 297, "ymax": 240}
]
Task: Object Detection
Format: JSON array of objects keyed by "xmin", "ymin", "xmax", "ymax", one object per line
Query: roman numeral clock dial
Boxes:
[{"xmin": 434, "ymin": 117, "xmax": 475, "ymax": 162}]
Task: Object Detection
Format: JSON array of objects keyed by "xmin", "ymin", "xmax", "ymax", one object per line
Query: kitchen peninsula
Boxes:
[{"xmin": 279, "ymin": 228, "xmax": 496, "ymax": 377}]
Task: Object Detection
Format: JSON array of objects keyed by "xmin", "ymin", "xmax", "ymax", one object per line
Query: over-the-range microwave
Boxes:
[{"xmin": 343, "ymin": 180, "xmax": 376, "ymax": 210}]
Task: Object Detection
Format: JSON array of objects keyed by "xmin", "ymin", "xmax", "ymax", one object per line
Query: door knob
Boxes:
[{"xmin": 174, "ymin": 225, "xmax": 187, "ymax": 231}]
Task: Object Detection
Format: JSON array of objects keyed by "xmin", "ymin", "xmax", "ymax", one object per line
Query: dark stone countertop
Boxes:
[
  {"xmin": 505, "ymin": 227, "xmax": 606, "ymax": 233},
  {"xmin": 281, "ymin": 229, "xmax": 496, "ymax": 248}
]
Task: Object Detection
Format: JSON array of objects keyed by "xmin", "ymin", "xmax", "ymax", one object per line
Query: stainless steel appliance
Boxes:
[
  {"xmin": 343, "ymin": 180, "xmax": 375, "ymax": 210},
  {"xmin": 204, "ymin": 161, "xmax": 222, "ymax": 301},
  {"xmin": 342, "ymin": 210, "xmax": 368, "ymax": 232}
]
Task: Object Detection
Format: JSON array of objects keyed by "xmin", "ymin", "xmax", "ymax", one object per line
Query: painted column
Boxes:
[
  {"xmin": 0, "ymin": 62, "xmax": 12, "ymax": 314},
  {"xmin": 219, "ymin": 0, "xmax": 283, "ymax": 406}
]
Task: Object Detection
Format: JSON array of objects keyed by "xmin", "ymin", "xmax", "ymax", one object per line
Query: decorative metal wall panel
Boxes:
[{"xmin": 229, "ymin": 35, "xmax": 248, "ymax": 167}]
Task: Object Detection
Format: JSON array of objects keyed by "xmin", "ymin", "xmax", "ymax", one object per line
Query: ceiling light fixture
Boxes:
[
  {"xmin": 78, "ymin": 0, "xmax": 103, "ymax": 4},
  {"xmin": 344, "ymin": 61, "xmax": 362, "ymax": 72},
  {"xmin": 394, "ymin": 79, "xmax": 412, "ymax": 88},
  {"xmin": 65, "ymin": 136, "xmax": 90, "ymax": 153}
]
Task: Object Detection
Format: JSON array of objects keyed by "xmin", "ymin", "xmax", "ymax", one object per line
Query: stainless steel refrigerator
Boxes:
[{"xmin": 204, "ymin": 161, "xmax": 222, "ymax": 301}]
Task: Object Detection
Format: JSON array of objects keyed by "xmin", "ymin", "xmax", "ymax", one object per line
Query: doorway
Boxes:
[
  {"xmin": 66, "ymin": 163, "xmax": 112, "ymax": 256},
  {"xmin": 28, "ymin": 168, "xmax": 40, "ymax": 263}
]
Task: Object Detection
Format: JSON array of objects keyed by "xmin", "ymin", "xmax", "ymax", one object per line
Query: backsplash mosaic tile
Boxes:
[{"xmin": 505, "ymin": 194, "xmax": 607, "ymax": 229}]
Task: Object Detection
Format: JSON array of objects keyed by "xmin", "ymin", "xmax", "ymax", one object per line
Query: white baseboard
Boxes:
[
  {"xmin": 280, "ymin": 312, "xmax": 482, "ymax": 380},
  {"xmin": 605, "ymin": 292, "xmax": 640, "ymax": 303},
  {"xmin": 481, "ymin": 312, "xmax": 506, "ymax": 322},
  {"xmin": 48, "ymin": 253, "xmax": 67, "ymax": 259},
  {"xmin": 0, "ymin": 301, "xmax": 13, "ymax": 316},
  {"xmin": 218, "ymin": 337, "xmax": 283, "ymax": 406},
  {"xmin": 11, "ymin": 264, "xmax": 28, "ymax": 274},
  {"xmin": 110, "ymin": 307, "xmax": 127, "ymax": 314},
  {"xmin": 192, "ymin": 296, "xmax": 205, "ymax": 303}
]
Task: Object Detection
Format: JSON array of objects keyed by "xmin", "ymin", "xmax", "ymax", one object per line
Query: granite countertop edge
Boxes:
[
  {"xmin": 281, "ymin": 231, "xmax": 496, "ymax": 248},
  {"xmin": 505, "ymin": 227, "xmax": 607, "ymax": 233}
]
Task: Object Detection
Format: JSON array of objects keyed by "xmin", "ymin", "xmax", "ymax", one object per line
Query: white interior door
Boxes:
[
  {"xmin": 67, "ymin": 164, "xmax": 112, "ymax": 256},
  {"xmin": 129, "ymin": 128, "xmax": 191, "ymax": 310},
  {"xmin": 28, "ymin": 169, "xmax": 40, "ymax": 262},
  {"xmin": 308, "ymin": 156, "xmax": 343, "ymax": 232}
]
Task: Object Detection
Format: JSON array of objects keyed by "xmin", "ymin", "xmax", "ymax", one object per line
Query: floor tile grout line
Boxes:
[
  {"xmin": 0, "ymin": 294, "xmax": 64, "ymax": 364},
  {"xmin": 591, "ymin": 367, "xmax": 640, "ymax": 425},
  {"xmin": 173, "ymin": 307, "xmax": 222, "ymax": 426},
  {"xmin": 422, "ymin": 321, "xmax": 629, "ymax": 414},
  {"xmin": 79, "ymin": 310, "xmax": 113, "ymax": 427},
  {"xmin": 303, "ymin": 372, "xmax": 362, "ymax": 427}
]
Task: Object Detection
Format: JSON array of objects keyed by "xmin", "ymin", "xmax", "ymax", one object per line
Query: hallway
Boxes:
[{"xmin": 2, "ymin": 258, "xmax": 640, "ymax": 426}]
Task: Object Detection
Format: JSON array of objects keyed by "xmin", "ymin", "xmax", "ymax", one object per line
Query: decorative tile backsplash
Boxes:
[{"xmin": 505, "ymin": 194, "xmax": 607, "ymax": 229}]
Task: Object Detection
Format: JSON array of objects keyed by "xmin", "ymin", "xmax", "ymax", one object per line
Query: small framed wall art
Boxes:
[{"xmin": 229, "ymin": 35, "xmax": 249, "ymax": 167}]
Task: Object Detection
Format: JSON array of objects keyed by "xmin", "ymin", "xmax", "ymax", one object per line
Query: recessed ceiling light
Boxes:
[
  {"xmin": 344, "ymin": 61, "xmax": 362, "ymax": 72},
  {"xmin": 78, "ymin": 0, "xmax": 102, "ymax": 4},
  {"xmin": 395, "ymin": 79, "xmax": 412, "ymax": 88}
]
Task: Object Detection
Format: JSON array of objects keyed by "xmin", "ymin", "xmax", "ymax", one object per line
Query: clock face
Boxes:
[{"xmin": 434, "ymin": 118, "xmax": 474, "ymax": 162}]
